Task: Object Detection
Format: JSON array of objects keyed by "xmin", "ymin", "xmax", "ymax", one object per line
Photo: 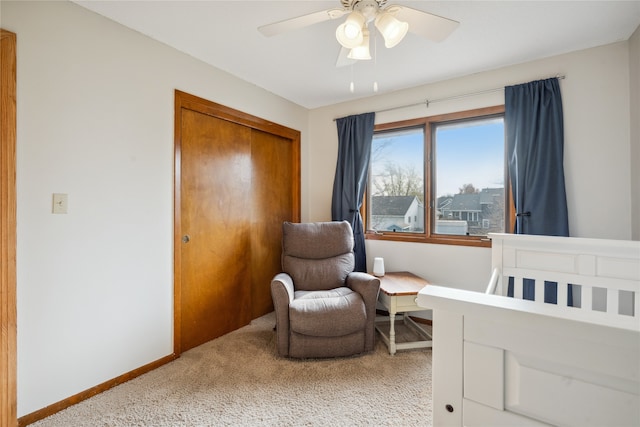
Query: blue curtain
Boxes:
[
  {"xmin": 505, "ymin": 78, "xmax": 569, "ymax": 302},
  {"xmin": 506, "ymin": 77, "xmax": 569, "ymax": 236},
  {"xmin": 331, "ymin": 112, "xmax": 375, "ymax": 272}
]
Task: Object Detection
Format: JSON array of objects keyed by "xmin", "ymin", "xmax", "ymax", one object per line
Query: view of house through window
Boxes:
[{"xmin": 366, "ymin": 106, "xmax": 507, "ymax": 243}]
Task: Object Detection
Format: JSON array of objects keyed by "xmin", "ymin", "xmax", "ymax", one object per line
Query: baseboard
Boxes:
[{"xmin": 18, "ymin": 353, "xmax": 177, "ymax": 426}]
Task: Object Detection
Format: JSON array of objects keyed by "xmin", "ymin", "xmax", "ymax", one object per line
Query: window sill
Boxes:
[{"xmin": 365, "ymin": 231, "xmax": 492, "ymax": 248}]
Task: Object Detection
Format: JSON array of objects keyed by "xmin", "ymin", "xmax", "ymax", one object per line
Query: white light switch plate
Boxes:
[{"xmin": 52, "ymin": 193, "xmax": 68, "ymax": 214}]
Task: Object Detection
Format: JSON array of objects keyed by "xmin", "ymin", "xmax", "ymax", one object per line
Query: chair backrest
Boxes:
[{"xmin": 281, "ymin": 221, "xmax": 355, "ymax": 291}]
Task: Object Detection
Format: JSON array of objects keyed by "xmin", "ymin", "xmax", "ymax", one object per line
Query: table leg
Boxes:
[{"xmin": 389, "ymin": 310, "xmax": 397, "ymax": 355}]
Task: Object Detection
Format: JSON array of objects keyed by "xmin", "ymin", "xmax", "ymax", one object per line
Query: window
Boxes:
[{"xmin": 365, "ymin": 106, "xmax": 511, "ymax": 246}]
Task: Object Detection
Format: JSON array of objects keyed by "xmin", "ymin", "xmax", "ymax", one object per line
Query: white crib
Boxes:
[{"xmin": 417, "ymin": 233, "xmax": 640, "ymax": 426}]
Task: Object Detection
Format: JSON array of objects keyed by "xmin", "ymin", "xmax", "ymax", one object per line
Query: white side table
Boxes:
[{"xmin": 375, "ymin": 271, "xmax": 432, "ymax": 355}]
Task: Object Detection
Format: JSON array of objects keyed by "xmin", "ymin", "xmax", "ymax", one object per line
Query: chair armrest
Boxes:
[
  {"xmin": 271, "ymin": 273, "xmax": 295, "ymax": 357},
  {"xmin": 347, "ymin": 272, "xmax": 380, "ymax": 312},
  {"xmin": 347, "ymin": 272, "xmax": 381, "ymax": 352},
  {"xmin": 271, "ymin": 272, "xmax": 294, "ymax": 305}
]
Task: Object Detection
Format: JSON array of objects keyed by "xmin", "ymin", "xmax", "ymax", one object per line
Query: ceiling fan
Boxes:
[{"xmin": 258, "ymin": 0, "xmax": 459, "ymax": 65}]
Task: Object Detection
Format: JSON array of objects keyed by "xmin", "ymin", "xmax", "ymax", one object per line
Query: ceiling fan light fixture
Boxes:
[
  {"xmin": 347, "ymin": 28, "xmax": 371, "ymax": 60},
  {"xmin": 374, "ymin": 11, "xmax": 408, "ymax": 48},
  {"xmin": 336, "ymin": 11, "xmax": 366, "ymax": 48}
]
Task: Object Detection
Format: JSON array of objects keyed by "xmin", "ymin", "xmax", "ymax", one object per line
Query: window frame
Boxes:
[{"xmin": 364, "ymin": 105, "xmax": 513, "ymax": 247}]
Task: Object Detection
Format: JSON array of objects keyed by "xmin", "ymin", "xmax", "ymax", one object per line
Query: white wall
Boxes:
[
  {"xmin": 3, "ymin": 0, "xmax": 637, "ymax": 418},
  {"xmin": 309, "ymin": 40, "xmax": 635, "ymax": 291},
  {"xmin": 630, "ymin": 25, "xmax": 640, "ymax": 240},
  {"xmin": 1, "ymin": 0, "xmax": 309, "ymax": 417}
]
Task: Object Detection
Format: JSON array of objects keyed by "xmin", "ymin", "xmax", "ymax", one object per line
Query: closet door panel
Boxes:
[
  {"xmin": 180, "ymin": 109, "xmax": 252, "ymax": 352},
  {"xmin": 250, "ymin": 129, "xmax": 296, "ymax": 318}
]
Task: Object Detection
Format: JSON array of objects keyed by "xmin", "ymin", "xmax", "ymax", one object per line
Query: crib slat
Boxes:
[
  {"xmin": 535, "ymin": 280, "xmax": 544, "ymax": 304},
  {"xmin": 607, "ymin": 288, "xmax": 618, "ymax": 314},
  {"xmin": 514, "ymin": 277, "xmax": 523, "ymax": 300},
  {"xmin": 582, "ymin": 285, "xmax": 593, "ymax": 312},
  {"xmin": 500, "ymin": 275, "xmax": 509, "ymax": 296},
  {"xmin": 558, "ymin": 282, "xmax": 568, "ymax": 308}
]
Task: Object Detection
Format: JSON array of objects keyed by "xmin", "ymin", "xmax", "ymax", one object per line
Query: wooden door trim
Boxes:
[
  {"xmin": 173, "ymin": 90, "xmax": 300, "ymax": 356},
  {"xmin": 175, "ymin": 90, "xmax": 301, "ymax": 141},
  {"xmin": 1, "ymin": 28, "xmax": 18, "ymax": 427}
]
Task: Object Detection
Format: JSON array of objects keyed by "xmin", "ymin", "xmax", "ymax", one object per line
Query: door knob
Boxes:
[{"xmin": 182, "ymin": 235, "xmax": 190, "ymax": 243}]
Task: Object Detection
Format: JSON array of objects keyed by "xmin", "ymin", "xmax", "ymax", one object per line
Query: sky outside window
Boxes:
[{"xmin": 435, "ymin": 118, "xmax": 504, "ymax": 196}]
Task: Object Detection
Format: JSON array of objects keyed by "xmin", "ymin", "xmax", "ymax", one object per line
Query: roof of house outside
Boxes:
[
  {"xmin": 449, "ymin": 193, "xmax": 482, "ymax": 212},
  {"xmin": 480, "ymin": 187, "xmax": 504, "ymax": 204},
  {"xmin": 439, "ymin": 188, "xmax": 504, "ymax": 212},
  {"xmin": 371, "ymin": 196, "xmax": 417, "ymax": 216}
]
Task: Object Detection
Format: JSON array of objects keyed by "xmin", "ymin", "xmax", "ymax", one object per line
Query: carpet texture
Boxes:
[{"xmin": 33, "ymin": 312, "xmax": 432, "ymax": 426}]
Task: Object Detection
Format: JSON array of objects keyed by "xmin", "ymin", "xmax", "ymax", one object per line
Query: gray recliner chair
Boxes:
[{"xmin": 271, "ymin": 221, "xmax": 380, "ymax": 358}]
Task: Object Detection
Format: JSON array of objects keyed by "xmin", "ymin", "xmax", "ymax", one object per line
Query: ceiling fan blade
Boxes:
[
  {"xmin": 258, "ymin": 8, "xmax": 347, "ymax": 37},
  {"xmin": 336, "ymin": 46, "xmax": 357, "ymax": 68},
  {"xmin": 387, "ymin": 5, "xmax": 459, "ymax": 42}
]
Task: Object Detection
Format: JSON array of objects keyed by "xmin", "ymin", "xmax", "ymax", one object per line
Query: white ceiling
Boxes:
[{"xmin": 74, "ymin": 0, "xmax": 640, "ymax": 109}]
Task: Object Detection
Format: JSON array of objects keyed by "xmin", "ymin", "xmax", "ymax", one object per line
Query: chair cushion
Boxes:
[
  {"xmin": 284, "ymin": 254, "xmax": 353, "ymax": 291},
  {"xmin": 289, "ymin": 287, "xmax": 366, "ymax": 337},
  {"xmin": 282, "ymin": 221, "xmax": 354, "ymax": 259}
]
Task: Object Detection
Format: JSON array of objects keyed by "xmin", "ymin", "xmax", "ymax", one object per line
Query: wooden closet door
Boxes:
[
  {"xmin": 179, "ymin": 109, "xmax": 252, "ymax": 352},
  {"xmin": 175, "ymin": 90, "xmax": 300, "ymax": 355}
]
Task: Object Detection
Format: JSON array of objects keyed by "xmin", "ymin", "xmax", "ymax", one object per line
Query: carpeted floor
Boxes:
[{"xmin": 32, "ymin": 312, "xmax": 432, "ymax": 426}]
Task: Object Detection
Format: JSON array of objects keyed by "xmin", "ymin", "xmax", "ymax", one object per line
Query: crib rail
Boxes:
[{"xmin": 488, "ymin": 233, "xmax": 640, "ymax": 331}]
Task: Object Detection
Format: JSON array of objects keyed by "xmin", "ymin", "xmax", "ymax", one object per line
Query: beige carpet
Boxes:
[{"xmin": 33, "ymin": 313, "xmax": 432, "ymax": 426}]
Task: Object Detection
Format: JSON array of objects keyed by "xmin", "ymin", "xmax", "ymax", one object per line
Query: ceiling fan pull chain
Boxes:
[
  {"xmin": 350, "ymin": 64, "xmax": 355, "ymax": 93},
  {"xmin": 373, "ymin": 29, "xmax": 379, "ymax": 92}
]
